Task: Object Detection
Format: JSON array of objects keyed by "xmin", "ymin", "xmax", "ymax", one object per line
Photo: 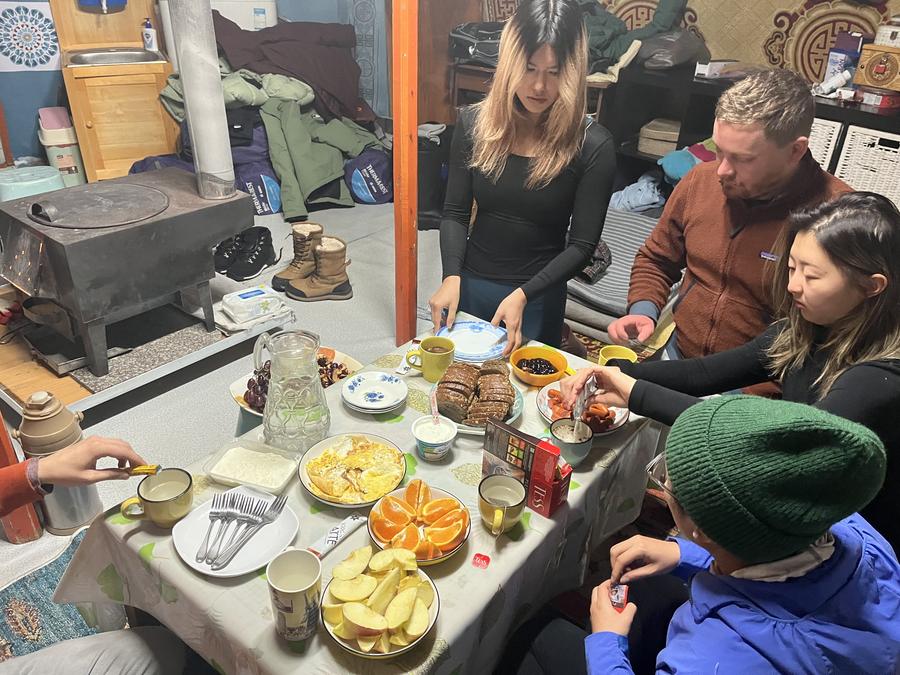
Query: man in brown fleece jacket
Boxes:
[{"xmin": 608, "ymin": 69, "xmax": 850, "ymax": 362}]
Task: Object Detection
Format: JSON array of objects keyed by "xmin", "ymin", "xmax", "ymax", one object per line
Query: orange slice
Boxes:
[
  {"xmin": 419, "ymin": 497, "xmax": 462, "ymax": 525},
  {"xmin": 413, "ymin": 538, "xmax": 440, "ymax": 560},
  {"xmin": 431, "ymin": 507, "xmax": 470, "ymax": 532},
  {"xmin": 404, "ymin": 479, "xmax": 431, "ymax": 512},
  {"xmin": 390, "ymin": 523, "xmax": 422, "ymax": 551},
  {"xmin": 424, "ymin": 521, "xmax": 465, "ymax": 552},
  {"xmin": 380, "ymin": 495, "xmax": 416, "ymax": 524},
  {"xmin": 370, "ymin": 512, "xmax": 407, "ymax": 543}
]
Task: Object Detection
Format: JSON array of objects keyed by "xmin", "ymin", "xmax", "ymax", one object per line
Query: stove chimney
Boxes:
[{"xmin": 167, "ymin": 0, "xmax": 236, "ymax": 199}]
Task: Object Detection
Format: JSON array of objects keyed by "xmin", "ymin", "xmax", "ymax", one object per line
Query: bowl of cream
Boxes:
[{"xmin": 412, "ymin": 415, "xmax": 458, "ymax": 462}]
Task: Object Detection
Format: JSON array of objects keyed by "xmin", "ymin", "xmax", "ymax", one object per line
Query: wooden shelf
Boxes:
[
  {"xmin": 813, "ymin": 96, "xmax": 900, "ymax": 135},
  {"xmin": 617, "ymin": 138, "xmax": 664, "ymax": 163}
]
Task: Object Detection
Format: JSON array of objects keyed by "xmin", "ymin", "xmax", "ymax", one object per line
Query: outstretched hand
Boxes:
[
  {"xmin": 491, "ymin": 288, "xmax": 527, "ymax": 357},
  {"xmin": 37, "ymin": 436, "xmax": 146, "ymax": 487},
  {"xmin": 428, "ymin": 276, "xmax": 461, "ymax": 334}
]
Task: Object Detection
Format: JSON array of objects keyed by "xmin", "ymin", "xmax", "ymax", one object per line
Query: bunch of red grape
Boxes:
[{"xmin": 244, "ymin": 360, "xmax": 271, "ymax": 413}]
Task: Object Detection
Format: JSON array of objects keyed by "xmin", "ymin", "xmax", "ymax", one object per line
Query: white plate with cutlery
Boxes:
[{"xmin": 173, "ymin": 486, "xmax": 299, "ymax": 578}]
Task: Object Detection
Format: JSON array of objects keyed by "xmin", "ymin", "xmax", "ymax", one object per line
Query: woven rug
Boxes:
[
  {"xmin": 0, "ymin": 531, "xmax": 95, "ymax": 663},
  {"xmin": 572, "ymin": 332, "xmax": 607, "ymax": 363}
]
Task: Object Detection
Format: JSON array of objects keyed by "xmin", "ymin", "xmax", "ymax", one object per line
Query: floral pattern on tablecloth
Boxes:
[{"xmin": 55, "ymin": 319, "xmax": 660, "ymax": 675}]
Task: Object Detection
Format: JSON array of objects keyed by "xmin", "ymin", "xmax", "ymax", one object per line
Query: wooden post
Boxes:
[{"xmin": 392, "ymin": 0, "xmax": 418, "ymax": 345}]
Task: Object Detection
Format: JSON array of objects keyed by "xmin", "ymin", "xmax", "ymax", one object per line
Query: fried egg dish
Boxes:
[{"xmin": 305, "ymin": 435, "xmax": 405, "ymax": 504}]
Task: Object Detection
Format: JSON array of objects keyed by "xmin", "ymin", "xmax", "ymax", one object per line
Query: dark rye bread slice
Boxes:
[
  {"xmin": 478, "ymin": 391, "xmax": 515, "ymax": 406},
  {"xmin": 479, "ymin": 359, "xmax": 508, "ymax": 376},
  {"xmin": 468, "ymin": 401, "xmax": 510, "ymax": 417},
  {"xmin": 441, "ymin": 364, "xmax": 479, "ymax": 389},
  {"xmin": 437, "ymin": 380, "xmax": 474, "ymax": 399},
  {"xmin": 436, "ymin": 389, "xmax": 470, "ymax": 423}
]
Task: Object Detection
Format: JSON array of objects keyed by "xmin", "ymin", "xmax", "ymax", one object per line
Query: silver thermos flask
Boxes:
[{"xmin": 12, "ymin": 391, "xmax": 103, "ymax": 535}]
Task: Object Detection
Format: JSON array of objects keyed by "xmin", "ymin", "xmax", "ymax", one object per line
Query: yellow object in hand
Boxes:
[{"xmin": 129, "ymin": 464, "xmax": 160, "ymax": 476}]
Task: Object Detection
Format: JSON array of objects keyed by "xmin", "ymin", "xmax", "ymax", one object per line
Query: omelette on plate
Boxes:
[{"xmin": 305, "ymin": 435, "xmax": 404, "ymax": 504}]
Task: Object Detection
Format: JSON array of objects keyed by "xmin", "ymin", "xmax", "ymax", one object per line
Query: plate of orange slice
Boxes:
[{"xmin": 367, "ymin": 479, "xmax": 471, "ymax": 566}]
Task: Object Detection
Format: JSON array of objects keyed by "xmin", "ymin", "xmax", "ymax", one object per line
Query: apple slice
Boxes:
[
  {"xmin": 323, "ymin": 601, "xmax": 344, "ymax": 626},
  {"xmin": 342, "ymin": 602, "xmax": 388, "ymax": 637},
  {"xmin": 332, "ymin": 545, "xmax": 373, "ymax": 580},
  {"xmin": 368, "ymin": 549, "xmax": 398, "ymax": 573},
  {"xmin": 389, "ymin": 629, "xmax": 411, "ymax": 647},
  {"xmin": 366, "ymin": 567, "xmax": 401, "ymax": 615},
  {"xmin": 397, "ymin": 575, "xmax": 419, "ymax": 592},
  {"xmin": 385, "ymin": 587, "xmax": 418, "ymax": 631},
  {"xmin": 391, "ymin": 548, "xmax": 418, "ymax": 571},
  {"xmin": 332, "ymin": 621, "xmax": 356, "ymax": 640},
  {"xmin": 415, "ymin": 580, "xmax": 435, "ymax": 608},
  {"xmin": 374, "ymin": 631, "xmax": 392, "ymax": 654},
  {"xmin": 356, "ymin": 635, "xmax": 378, "ymax": 653},
  {"xmin": 404, "ymin": 598, "xmax": 429, "ymax": 639},
  {"xmin": 330, "ymin": 574, "xmax": 377, "ymax": 603}
]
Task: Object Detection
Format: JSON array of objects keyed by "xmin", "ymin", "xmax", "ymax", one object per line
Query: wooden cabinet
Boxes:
[{"xmin": 62, "ymin": 62, "xmax": 178, "ymax": 182}]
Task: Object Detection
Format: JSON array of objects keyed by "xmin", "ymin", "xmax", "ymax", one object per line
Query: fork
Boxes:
[
  {"xmin": 222, "ymin": 497, "xmax": 266, "ymax": 551},
  {"xmin": 205, "ymin": 493, "xmax": 243, "ymax": 563},
  {"xmin": 195, "ymin": 493, "xmax": 226, "ymax": 562},
  {"xmin": 210, "ymin": 495, "xmax": 288, "ymax": 571}
]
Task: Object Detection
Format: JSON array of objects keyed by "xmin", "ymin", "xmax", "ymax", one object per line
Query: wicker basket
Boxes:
[
  {"xmin": 808, "ymin": 118, "xmax": 843, "ymax": 171},
  {"xmin": 834, "ymin": 125, "xmax": 900, "ymax": 208}
]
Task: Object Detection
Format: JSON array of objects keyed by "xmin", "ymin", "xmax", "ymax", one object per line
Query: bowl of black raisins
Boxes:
[{"xmin": 509, "ymin": 346, "xmax": 568, "ymax": 386}]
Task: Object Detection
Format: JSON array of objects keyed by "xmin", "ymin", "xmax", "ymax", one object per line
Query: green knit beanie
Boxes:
[{"xmin": 666, "ymin": 396, "xmax": 886, "ymax": 564}]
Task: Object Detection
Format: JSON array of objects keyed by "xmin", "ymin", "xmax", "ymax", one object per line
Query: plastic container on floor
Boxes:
[
  {"xmin": 38, "ymin": 107, "xmax": 86, "ymax": 188},
  {"xmin": 0, "ymin": 165, "xmax": 65, "ymax": 202}
]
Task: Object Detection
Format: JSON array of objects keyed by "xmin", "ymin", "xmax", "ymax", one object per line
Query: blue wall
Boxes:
[{"xmin": 0, "ymin": 0, "xmax": 63, "ymax": 160}]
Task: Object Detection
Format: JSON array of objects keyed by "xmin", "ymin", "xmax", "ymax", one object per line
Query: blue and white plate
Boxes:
[
  {"xmin": 341, "ymin": 371, "xmax": 409, "ymax": 411},
  {"xmin": 437, "ymin": 320, "xmax": 507, "ymax": 363}
]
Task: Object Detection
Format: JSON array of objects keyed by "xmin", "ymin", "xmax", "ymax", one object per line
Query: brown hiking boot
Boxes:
[
  {"xmin": 285, "ymin": 236, "xmax": 353, "ymax": 301},
  {"xmin": 271, "ymin": 223, "xmax": 323, "ymax": 292}
]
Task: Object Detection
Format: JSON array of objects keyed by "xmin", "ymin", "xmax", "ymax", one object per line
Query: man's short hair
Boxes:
[{"xmin": 715, "ymin": 68, "xmax": 814, "ymax": 146}]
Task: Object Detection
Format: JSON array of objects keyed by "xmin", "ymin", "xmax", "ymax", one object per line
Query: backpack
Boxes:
[{"xmin": 449, "ymin": 22, "xmax": 505, "ymax": 68}]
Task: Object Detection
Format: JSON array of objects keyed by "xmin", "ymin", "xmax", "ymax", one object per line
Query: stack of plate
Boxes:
[
  {"xmin": 341, "ymin": 371, "xmax": 409, "ymax": 414},
  {"xmin": 436, "ymin": 320, "xmax": 507, "ymax": 364}
]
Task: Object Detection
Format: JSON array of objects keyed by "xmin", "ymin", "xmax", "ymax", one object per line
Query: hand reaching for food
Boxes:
[
  {"xmin": 560, "ymin": 366, "xmax": 636, "ymax": 409},
  {"xmin": 547, "ymin": 389, "xmax": 617, "ymax": 432},
  {"xmin": 491, "ymin": 288, "xmax": 527, "ymax": 356},
  {"xmin": 428, "ymin": 276, "xmax": 461, "ymax": 333}
]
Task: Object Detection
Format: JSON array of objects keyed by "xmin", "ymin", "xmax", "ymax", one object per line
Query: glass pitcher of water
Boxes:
[{"xmin": 253, "ymin": 330, "xmax": 330, "ymax": 454}]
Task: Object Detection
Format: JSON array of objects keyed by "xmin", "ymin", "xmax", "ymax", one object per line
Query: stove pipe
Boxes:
[{"xmin": 167, "ymin": 0, "xmax": 235, "ymax": 199}]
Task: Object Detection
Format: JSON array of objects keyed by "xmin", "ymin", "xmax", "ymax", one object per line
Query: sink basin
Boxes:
[{"xmin": 66, "ymin": 48, "xmax": 164, "ymax": 67}]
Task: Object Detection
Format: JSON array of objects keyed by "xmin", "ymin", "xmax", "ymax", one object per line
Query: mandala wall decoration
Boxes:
[
  {"xmin": 764, "ymin": 0, "xmax": 888, "ymax": 83},
  {"xmin": 0, "ymin": 2, "xmax": 60, "ymax": 72}
]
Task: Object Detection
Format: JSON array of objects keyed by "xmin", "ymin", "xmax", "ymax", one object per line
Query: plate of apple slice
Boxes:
[{"xmin": 322, "ymin": 545, "xmax": 439, "ymax": 659}]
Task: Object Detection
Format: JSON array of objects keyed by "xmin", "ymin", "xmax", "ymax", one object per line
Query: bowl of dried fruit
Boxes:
[{"xmin": 509, "ymin": 346, "xmax": 568, "ymax": 387}]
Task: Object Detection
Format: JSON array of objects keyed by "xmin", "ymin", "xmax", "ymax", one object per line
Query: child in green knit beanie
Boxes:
[{"xmin": 523, "ymin": 396, "xmax": 900, "ymax": 675}]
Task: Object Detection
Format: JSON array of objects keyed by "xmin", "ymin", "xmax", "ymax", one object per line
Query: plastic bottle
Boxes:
[
  {"xmin": 812, "ymin": 69, "xmax": 854, "ymax": 96},
  {"xmin": 142, "ymin": 17, "xmax": 158, "ymax": 52}
]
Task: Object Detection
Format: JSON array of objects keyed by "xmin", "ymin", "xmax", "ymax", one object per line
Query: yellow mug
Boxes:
[
  {"xmin": 598, "ymin": 345, "xmax": 638, "ymax": 366},
  {"xmin": 406, "ymin": 336, "xmax": 455, "ymax": 383},
  {"xmin": 478, "ymin": 474, "xmax": 526, "ymax": 536},
  {"xmin": 120, "ymin": 468, "xmax": 193, "ymax": 528}
]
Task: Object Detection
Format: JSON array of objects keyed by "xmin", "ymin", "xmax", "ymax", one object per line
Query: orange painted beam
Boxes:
[{"xmin": 392, "ymin": 0, "xmax": 418, "ymax": 345}]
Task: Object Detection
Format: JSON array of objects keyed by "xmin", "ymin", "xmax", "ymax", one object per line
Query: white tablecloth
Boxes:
[{"xmin": 55, "ymin": 323, "xmax": 659, "ymax": 675}]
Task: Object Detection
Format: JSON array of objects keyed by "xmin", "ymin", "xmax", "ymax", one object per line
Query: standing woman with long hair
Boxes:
[
  {"xmin": 561, "ymin": 192, "xmax": 900, "ymax": 549},
  {"xmin": 429, "ymin": 0, "xmax": 615, "ymax": 353}
]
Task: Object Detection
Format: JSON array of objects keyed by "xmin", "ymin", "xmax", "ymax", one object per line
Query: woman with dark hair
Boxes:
[
  {"xmin": 428, "ymin": 0, "xmax": 615, "ymax": 354},
  {"xmin": 561, "ymin": 191, "xmax": 900, "ymax": 549}
]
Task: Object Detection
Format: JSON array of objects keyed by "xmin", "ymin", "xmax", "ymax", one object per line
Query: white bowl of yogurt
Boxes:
[{"xmin": 412, "ymin": 415, "xmax": 458, "ymax": 462}]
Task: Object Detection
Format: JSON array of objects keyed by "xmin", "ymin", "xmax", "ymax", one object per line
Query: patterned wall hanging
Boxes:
[
  {"xmin": 0, "ymin": 2, "xmax": 59, "ymax": 72},
  {"xmin": 601, "ymin": 0, "xmax": 704, "ymax": 42},
  {"xmin": 483, "ymin": 0, "xmax": 520, "ymax": 21},
  {"xmin": 764, "ymin": 0, "xmax": 890, "ymax": 82}
]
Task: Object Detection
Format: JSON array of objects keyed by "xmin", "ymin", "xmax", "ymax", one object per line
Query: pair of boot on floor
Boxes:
[{"xmin": 271, "ymin": 223, "xmax": 353, "ymax": 302}]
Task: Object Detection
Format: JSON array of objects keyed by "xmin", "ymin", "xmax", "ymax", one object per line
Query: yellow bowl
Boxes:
[{"xmin": 509, "ymin": 346, "xmax": 568, "ymax": 387}]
